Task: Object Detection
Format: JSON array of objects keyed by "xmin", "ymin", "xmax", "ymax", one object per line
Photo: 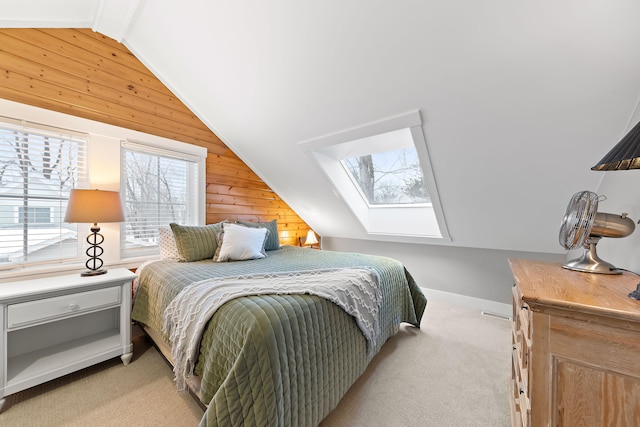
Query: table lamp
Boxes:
[
  {"xmin": 64, "ymin": 189, "xmax": 125, "ymax": 276},
  {"xmin": 305, "ymin": 230, "xmax": 319, "ymax": 249},
  {"xmin": 591, "ymin": 119, "xmax": 640, "ymax": 300}
]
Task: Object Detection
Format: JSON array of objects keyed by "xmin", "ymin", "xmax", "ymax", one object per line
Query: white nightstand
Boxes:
[{"xmin": 0, "ymin": 268, "xmax": 136, "ymax": 411}]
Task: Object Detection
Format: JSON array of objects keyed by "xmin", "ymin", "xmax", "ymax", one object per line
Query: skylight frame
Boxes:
[{"xmin": 299, "ymin": 110, "xmax": 451, "ymax": 242}]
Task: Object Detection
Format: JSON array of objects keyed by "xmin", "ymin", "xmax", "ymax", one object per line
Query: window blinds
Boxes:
[
  {"xmin": 0, "ymin": 118, "xmax": 87, "ymax": 269},
  {"xmin": 120, "ymin": 141, "xmax": 200, "ymax": 257}
]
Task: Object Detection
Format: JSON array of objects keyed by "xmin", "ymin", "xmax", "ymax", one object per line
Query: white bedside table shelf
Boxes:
[{"xmin": 0, "ymin": 268, "xmax": 136, "ymax": 411}]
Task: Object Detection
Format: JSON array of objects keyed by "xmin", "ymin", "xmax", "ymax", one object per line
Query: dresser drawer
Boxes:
[{"xmin": 7, "ymin": 286, "xmax": 121, "ymax": 328}]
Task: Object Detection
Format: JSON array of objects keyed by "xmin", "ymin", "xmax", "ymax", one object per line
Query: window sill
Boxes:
[{"xmin": 0, "ymin": 256, "xmax": 159, "ymax": 283}]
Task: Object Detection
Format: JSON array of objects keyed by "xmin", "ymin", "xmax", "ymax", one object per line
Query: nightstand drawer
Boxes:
[{"xmin": 7, "ymin": 286, "xmax": 121, "ymax": 328}]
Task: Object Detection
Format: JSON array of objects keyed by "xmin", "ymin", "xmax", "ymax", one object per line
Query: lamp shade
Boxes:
[
  {"xmin": 592, "ymin": 120, "xmax": 640, "ymax": 171},
  {"xmin": 305, "ymin": 230, "xmax": 319, "ymax": 246},
  {"xmin": 64, "ymin": 189, "xmax": 125, "ymax": 223}
]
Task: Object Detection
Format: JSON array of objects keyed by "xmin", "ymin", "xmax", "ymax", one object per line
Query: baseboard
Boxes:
[{"xmin": 421, "ymin": 287, "xmax": 512, "ymax": 319}]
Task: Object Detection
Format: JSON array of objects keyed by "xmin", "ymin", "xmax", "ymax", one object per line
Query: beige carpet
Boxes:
[
  {"xmin": 320, "ymin": 300, "xmax": 511, "ymax": 427},
  {"xmin": 0, "ymin": 300, "xmax": 511, "ymax": 427}
]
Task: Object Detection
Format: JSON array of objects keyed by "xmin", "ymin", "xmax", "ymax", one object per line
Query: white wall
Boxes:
[{"xmin": 322, "ymin": 237, "xmax": 565, "ymax": 307}]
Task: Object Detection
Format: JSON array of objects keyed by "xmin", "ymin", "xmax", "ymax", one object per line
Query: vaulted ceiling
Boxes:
[{"xmin": 4, "ymin": 0, "xmax": 640, "ymax": 254}]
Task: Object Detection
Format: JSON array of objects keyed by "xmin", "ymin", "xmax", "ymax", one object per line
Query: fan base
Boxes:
[{"xmin": 562, "ymin": 243, "xmax": 621, "ymax": 275}]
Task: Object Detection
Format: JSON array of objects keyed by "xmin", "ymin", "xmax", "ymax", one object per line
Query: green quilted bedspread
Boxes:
[{"xmin": 131, "ymin": 246, "xmax": 427, "ymax": 427}]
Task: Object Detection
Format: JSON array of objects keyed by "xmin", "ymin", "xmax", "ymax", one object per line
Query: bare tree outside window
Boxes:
[
  {"xmin": 122, "ymin": 148, "xmax": 195, "ymax": 254},
  {"xmin": 342, "ymin": 148, "xmax": 430, "ymax": 205}
]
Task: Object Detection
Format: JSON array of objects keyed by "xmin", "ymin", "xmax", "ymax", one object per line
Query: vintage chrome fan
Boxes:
[{"xmin": 559, "ymin": 190, "xmax": 635, "ymax": 274}]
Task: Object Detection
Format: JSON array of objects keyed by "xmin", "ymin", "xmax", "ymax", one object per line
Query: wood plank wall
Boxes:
[{"xmin": 0, "ymin": 28, "xmax": 310, "ymax": 246}]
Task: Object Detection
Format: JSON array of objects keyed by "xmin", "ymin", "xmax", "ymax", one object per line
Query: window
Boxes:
[
  {"xmin": 17, "ymin": 207, "xmax": 52, "ymax": 224},
  {"xmin": 121, "ymin": 141, "xmax": 203, "ymax": 257},
  {"xmin": 300, "ymin": 110, "xmax": 450, "ymax": 242},
  {"xmin": 0, "ymin": 118, "xmax": 87, "ymax": 268},
  {"xmin": 342, "ymin": 145, "xmax": 430, "ymax": 206}
]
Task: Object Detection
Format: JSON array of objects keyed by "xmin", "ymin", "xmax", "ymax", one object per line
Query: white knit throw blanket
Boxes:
[{"xmin": 162, "ymin": 267, "xmax": 381, "ymax": 393}]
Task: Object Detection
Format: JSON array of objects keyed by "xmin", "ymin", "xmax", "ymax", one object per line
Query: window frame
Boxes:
[
  {"xmin": 120, "ymin": 140, "xmax": 206, "ymax": 258},
  {"xmin": 299, "ymin": 110, "xmax": 450, "ymax": 242},
  {"xmin": 0, "ymin": 117, "xmax": 88, "ymax": 271},
  {"xmin": 0, "ymin": 98, "xmax": 208, "ymax": 280}
]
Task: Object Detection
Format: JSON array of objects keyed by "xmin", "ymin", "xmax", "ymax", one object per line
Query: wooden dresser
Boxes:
[{"xmin": 509, "ymin": 258, "xmax": 640, "ymax": 427}]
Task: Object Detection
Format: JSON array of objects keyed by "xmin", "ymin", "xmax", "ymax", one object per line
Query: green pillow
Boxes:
[
  {"xmin": 235, "ymin": 219, "xmax": 280, "ymax": 250},
  {"xmin": 170, "ymin": 222, "xmax": 225, "ymax": 262}
]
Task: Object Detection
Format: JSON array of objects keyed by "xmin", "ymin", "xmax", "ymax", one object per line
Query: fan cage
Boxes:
[{"xmin": 559, "ymin": 191, "xmax": 598, "ymax": 250}]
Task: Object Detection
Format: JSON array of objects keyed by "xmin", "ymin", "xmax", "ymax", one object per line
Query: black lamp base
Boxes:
[
  {"xmin": 82, "ymin": 225, "xmax": 106, "ymax": 277},
  {"xmin": 80, "ymin": 268, "xmax": 107, "ymax": 277}
]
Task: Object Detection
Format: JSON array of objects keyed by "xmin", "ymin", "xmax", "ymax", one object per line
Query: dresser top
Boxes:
[{"xmin": 509, "ymin": 258, "xmax": 640, "ymax": 323}]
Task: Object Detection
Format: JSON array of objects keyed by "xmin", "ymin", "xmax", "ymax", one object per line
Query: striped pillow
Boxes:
[{"xmin": 170, "ymin": 221, "xmax": 226, "ymax": 262}]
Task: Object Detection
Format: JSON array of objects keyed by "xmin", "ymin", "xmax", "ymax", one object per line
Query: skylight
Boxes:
[
  {"xmin": 299, "ymin": 110, "xmax": 450, "ymax": 242},
  {"xmin": 342, "ymin": 143, "xmax": 429, "ymax": 206}
]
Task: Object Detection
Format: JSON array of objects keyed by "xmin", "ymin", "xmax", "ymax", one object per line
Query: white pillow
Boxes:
[
  {"xmin": 158, "ymin": 226, "xmax": 181, "ymax": 260},
  {"xmin": 213, "ymin": 222, "xmax": 268, "ymax": 262}
]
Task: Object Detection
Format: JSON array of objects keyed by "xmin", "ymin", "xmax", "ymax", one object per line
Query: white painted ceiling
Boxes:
[{"xmin": 4, "ymin": 0, "xmax": 640, "ymax": 254}]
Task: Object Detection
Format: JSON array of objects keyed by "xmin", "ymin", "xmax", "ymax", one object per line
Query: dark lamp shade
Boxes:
[
  {"xmin": 592, "ymin": 120, "xmax": 640, "ymax": 171},
  {"xmin": 64, "ymin": 189, "xmax": 125, "ymax": 224}
]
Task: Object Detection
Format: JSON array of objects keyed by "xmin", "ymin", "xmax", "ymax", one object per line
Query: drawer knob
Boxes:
[{"xmin": 68, "ymin": 303, "xmax": 80, "ymax": 311}]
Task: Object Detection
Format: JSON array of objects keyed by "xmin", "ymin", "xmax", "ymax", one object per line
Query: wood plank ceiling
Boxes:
[{"xmin": 0, "ymin": 28, "xmax": 310, "ymax": 246}]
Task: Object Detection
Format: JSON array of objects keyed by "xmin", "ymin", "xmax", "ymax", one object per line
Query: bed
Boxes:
[{"xmin": 131, "ymin": 221, "xmax": 427, "ymax": 427}]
